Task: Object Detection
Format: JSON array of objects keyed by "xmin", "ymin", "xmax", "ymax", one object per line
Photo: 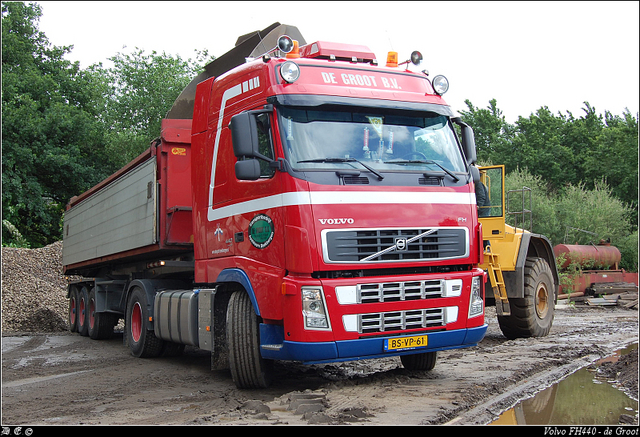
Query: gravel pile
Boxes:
[{"xmin": 1, "ymin": 241, "xmax": 75, "ymax": 333}]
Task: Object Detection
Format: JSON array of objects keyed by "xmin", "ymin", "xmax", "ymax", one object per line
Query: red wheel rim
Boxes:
[
  {"xmin": 69, "ymin": 297, "xmax": 77, "ymax": 325},
  {"xmin": 79, "ymin": 297, "xmax": 85, "ymax": 327},
  {"xmin": 89, "ymin": 298, "xmax": 95, "ymax": 329},
  {"xmin": 131, "ymin": 302, "xmax": 143, "ymax": 343}
]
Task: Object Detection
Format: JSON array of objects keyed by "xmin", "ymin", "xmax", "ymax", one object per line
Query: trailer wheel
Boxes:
[
  {"xmin": 126, "ymin": 287, "xmax": 163, "ymax": 358},
  {"xmin": 88, "ymin": 287, "xmax": 116, "ymax": 340},
  {"xmin": 68, "ymin": 287, "xmax": 78, "ymax": 333},
  {"xmin": 226, "ymin": 291, "xmax": 273, "ymax": 389},
  {"xmin": 400, "ymin": 351, "xmax": 437, "ymax": 371},
  {"xmin": 77, "ymin": 286, "xmax": 90, "ymax": 336},
  {"xmin": 498, "ymin": 257, "xmax": 555, "ymax": 339}
]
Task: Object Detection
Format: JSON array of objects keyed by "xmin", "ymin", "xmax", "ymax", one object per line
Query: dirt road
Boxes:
[{"xmin": 1, "ymin": 305, "xmax": 637, "ymax": 426}]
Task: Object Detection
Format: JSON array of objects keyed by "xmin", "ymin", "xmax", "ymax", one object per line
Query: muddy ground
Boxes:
[{"xmin": 2, "ymin": 305, "xmax": 637, "ymax": 426}]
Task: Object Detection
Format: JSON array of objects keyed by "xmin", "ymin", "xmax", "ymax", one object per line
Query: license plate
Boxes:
[{"xmin": 384, "ymin": 334, "xmax": 428, "ymax": 352}]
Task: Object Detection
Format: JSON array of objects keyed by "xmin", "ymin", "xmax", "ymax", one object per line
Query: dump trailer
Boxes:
[{"xmin": 63, "ymin": 23, "xmax": 489, "ymax": 388}]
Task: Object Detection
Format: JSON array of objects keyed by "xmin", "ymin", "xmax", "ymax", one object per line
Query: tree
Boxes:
[
  {"xmin": 505, "ymin": 168, "xmax": 637, "ymax": 271},
  {"xmin": 584, "ymin": 110, "xmax": 638, "ymax": 225},
  {"xmin": 2, "ymin": 2, "xmax": 115, "ymax": 247},
  {"xmin": 97, "ymin": 48, "xmax": 212, "ymax": 167},
  {"xmin": 458, "ymin": 98, "xmax": 515, "ymax": 165}
]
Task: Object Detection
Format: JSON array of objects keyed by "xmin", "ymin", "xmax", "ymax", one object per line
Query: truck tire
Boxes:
[
  {"xmin": 498, "ymin": 257, "xmax": 555, "ymax": 339},
  {"xmin": 226, "ymin": 291, "xmax": 273, "ymax": 389},
  {"xmin": 68, "ymin": 287, "xmax": 78, "ymax": 333},
  {"xmin": 88, "ymin": 287, "xmax": 116, "ymax": 340},
  {"xmin": 77, "ymin": 286, "xmax": 90, "ymax": 336},
  {"xmin": 126, "ymin": 287, "xmax": 163, "ymax": 358},
  {"xmin": 400, "ymin": 351, "xmax": 437, "ymax": 371}
]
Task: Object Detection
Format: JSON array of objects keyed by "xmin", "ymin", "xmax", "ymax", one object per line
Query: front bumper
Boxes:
[{"xmin": 259, "ymin": 323, "xmax": 487, "ymax": 364}]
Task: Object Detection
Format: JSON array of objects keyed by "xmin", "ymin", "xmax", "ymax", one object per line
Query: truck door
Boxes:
[{"xmin": 226, "ymin": 107, "xmax": 286, "ymax": 271}]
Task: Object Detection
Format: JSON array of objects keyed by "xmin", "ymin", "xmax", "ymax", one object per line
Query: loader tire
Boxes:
[
  {"xmin": 226, "ymin": 291, "xmax": 273, "ymax": 389},
  {"xmin": 126, "ymin": 287, "xmax": 163, "ymax": 358},
  {"xmin": 498, "ymin": 257, "xmax": 555, "ymax": 339}
]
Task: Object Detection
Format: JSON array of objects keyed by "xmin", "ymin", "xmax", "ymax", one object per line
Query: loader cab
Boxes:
[{"xmin": 477, "ymin": 165, "xmax": 505, "ymax": 240}]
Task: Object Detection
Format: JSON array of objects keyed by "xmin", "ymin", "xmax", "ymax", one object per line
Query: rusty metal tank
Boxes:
[{"xmin": 553, "ymin": 244, "xmax": 621, "ymax": 270}]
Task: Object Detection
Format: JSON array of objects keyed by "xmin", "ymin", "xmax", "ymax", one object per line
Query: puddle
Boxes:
[{"xmin": 491, "ymin": 344, "xmax": 638, "ymax": 425}]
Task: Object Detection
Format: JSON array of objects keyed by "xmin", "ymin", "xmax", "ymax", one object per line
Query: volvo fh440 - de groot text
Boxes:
[{"xmin": 63, "ymin": 24, "xmax": 488, "ymax": 388}]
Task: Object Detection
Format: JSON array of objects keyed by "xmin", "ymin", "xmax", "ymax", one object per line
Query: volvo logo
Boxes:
[
  {"xmin": 394, "ymin": 237, "xmax": 408, "ymax": 252},
  {"xmin": 361, "ymin": 229, "xmax": 437, "ymax": 262},
  {"xmin": 318, "ymin": 218, "xmax": 355, "ymax": 225}
]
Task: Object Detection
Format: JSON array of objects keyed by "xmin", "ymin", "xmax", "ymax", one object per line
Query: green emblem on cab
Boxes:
[{"xmin": 248, "ymin": 214, "xmax": 274, "ymax": 249}]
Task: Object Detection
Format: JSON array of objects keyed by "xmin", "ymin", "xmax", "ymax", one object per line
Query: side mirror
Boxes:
[
  {"xmin": 235, "ymin": 159, "xmax": 261, "ymax": 181},
  {"xmin": 461, "ymin": 124, "xmax": 477, "ymax": 165},
  {"xmin": 229, "ymin": 106, "xmax": 274, "ymax": 180},
  {"xmin": 452, "ymin": 117, "xmax": 477, "ymax": 165},
  {"xmin": 230, "ymin": 111, "xmax": 259, "ymax": 158}
]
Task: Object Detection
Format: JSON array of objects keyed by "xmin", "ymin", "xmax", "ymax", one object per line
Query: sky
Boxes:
[{"xmin": 36, "ymin": 1, "xmax": 639, "ymax": 123}]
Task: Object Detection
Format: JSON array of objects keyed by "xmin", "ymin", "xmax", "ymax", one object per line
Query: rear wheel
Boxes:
[
  {"xmin": 226, "ymin": 291, "xmax": 273, "ymax": 388},
  {"xmin": 77, "ymin": 286, "xmax": 90, "ymax": 336},
  {"xmin": 68, "ymin": 287, "xmax": 78, "ymax": 332},
  {"xmin": 498, "ymin": 257, "xmax": 555, "ymax": 339},
  {"xmin": 88, "ymin": 287, "xmax": 117, "ymax": 340},
  {"xmin": 126, "ymin": 287, "xmax": 163, "ymax": 358},
  {"xmin": 401, "ymin": 351, "xmax": 437, "ymax": 371}
]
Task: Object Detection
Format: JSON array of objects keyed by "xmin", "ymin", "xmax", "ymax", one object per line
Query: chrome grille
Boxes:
[
  {"xmin": 323, "ymin": 227, "xmax": 467, "ymax": 263},
  {"xmin": 358, "ymin": 280, "xmax": 443, "ymax": 303},
  {"xmin": 359, "ymin": 308, "xmax": 444, "ymax": 333}
]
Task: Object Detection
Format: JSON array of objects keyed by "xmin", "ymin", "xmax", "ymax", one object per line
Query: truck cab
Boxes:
[{"xmin": 190, "ymin": 37, "xmax": 487, "ymax": 386}]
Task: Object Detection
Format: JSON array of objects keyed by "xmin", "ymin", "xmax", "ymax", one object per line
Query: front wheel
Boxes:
[
  {"xmin": 226, "ymin": 291, "xmax": 273, "ymax": 389},
  {"xmin": 498, "ymin": 257, "xmax": 555, "ymax": 339},
  {"xmin": 401, "ymin": 351, "xmax": 437, "ymax": 371}
]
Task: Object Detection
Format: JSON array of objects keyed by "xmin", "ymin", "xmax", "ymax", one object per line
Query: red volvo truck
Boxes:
[{"xmin": 63, "ymin": 24, "xmax": 487, "ymax": 388}]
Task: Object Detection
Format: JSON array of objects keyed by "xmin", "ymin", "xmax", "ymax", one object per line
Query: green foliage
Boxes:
[
  {"xmin": 97, "ymin": 47, "xmax": 212, "ymax": 167},
  {"xmin": 463, "ymin": 99, "xmax": 638, "ymax": 271},
  {"xmin": 504, "ymin": 168, "xmax": 637, "ymax": 271},
  {"xmin": 2, "ymin": 1, "xmax": 116, "ymax": 247},
  {"xmin": 460, "ymin": 99, "xmax": 515, "ymax": 165},
  {"xmin": 2, "ymin": 2, "xmax": 212, "ymax": 247}
]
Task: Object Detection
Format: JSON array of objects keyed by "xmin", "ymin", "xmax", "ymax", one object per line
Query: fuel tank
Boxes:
[{"xmin": 553, "ymin": 244, "xmax": 621, "ymax": 270}]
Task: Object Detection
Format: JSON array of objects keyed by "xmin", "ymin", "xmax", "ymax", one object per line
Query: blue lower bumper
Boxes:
[{"xmin": 260, "ymin": 324, "xmax": 488, "ymax": 364}]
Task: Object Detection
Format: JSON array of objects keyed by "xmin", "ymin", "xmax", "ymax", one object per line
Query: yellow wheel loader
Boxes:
[{"xmin": 475, "ymin": 165, "xmax": 559, "ymax": 339}]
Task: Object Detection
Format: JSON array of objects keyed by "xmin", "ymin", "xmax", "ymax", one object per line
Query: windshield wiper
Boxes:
[
  {"xmin": 383, "ymin": 159, "xmax": 459, "ymax": 182},
  {"xmin": 298, "ymin": 158, "xmax": 384, "ymax": 180}
]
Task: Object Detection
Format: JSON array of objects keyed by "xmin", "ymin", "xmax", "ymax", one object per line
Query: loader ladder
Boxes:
[{"xmin": 485, "ymin": 246, "xmax": 511, "ymax": 316}]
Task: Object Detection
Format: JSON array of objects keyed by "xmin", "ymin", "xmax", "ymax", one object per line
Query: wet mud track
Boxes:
[{"xmin": 2, "ymin": 306, "xmax": 637, "ymax": 426}]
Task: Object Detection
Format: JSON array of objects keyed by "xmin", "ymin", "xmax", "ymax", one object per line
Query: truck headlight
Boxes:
[
  {"xmin": 280, "ymin": 61, "xmax": 300, "ymax": 83},
  {"xmin": 468, "ymin": 276, "xmax": 484, "ymax": 318},
  {"xmin": 432, "ymin": 75, "xmax": 449, "ymax": 95},
  {"xmin": 302, "ymin": 287, "xmax": 331, "ymax": 330}
]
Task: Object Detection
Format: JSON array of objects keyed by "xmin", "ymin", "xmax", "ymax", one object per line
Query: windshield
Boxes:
[{"xmin": 278, "ymin": 107, "xmax": 467, "ymax": 174}]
